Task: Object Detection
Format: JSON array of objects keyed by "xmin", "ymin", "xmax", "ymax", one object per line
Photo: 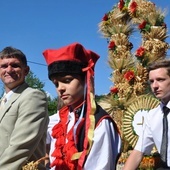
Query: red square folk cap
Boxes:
[{"xmin": 43, "ymin": 42, "xmax": 100, "ymax": 79}]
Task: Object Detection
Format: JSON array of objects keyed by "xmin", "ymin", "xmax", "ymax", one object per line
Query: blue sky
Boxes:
[{"xmin": 0, "ymin": 0, "xmax": 169, "ymax": 97}]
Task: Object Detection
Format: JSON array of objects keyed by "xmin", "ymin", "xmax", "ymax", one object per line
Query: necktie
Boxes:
[
  {"xmin": 0, "ymin": 96, "xmax": 7, "ymax": 109},
  {"xmin": 160, "ymin": 106, "xmax": 169, "ymax": 167}
]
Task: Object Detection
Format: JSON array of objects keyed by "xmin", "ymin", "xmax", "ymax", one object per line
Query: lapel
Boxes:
[{"xmin": 0, "ymin": 83, "xmax": 29, "ymax": 121}]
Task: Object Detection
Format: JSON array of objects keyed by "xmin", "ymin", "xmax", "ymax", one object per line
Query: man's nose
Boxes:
[
  {"xmin": 6, "ymin": 65, "xmax": 14, "ymax": 72},
  {"xmin": 152, "ymin": 81, "xmax": 158, "ymax": 88}
]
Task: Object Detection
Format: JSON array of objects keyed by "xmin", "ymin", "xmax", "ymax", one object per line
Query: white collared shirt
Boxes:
[
  {"xmin": 47, "ymin": 110, "xmax": 121, "ymax": 170},
  {"xmin": 135, "ymin": 101, "xmax": 170, "ymax": 166},
  {"xmin": 2, "ymin": 86, "xmax": 19, "ymax": 104}
]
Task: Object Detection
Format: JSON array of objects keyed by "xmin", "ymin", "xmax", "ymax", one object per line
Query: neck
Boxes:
[{"xmin": 69, "ymin": 100, "xmax": 85, "ymax": 112}]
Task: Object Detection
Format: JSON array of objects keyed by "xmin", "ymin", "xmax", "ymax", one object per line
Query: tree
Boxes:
[
  {"xmin": 47, "ymin": 97, "xmax": 57, "ymax": 116},
  {"xmin": 26, "ymin": 70, "xmax": 45, "ymax": 92},
  {"xmin": 95, "ymin": 95, "xmax": 105, "ymax": 103}
]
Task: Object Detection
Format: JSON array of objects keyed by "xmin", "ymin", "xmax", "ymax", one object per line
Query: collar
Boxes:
[
  {"xmin": 160, "ymin": 101, "xmax": 170, "ymax": 113},
  {"xmin": 3, "ymin": 86, "xmax": 19, "ymax": 103},
  {"xmin": 69, "ymin": 101, "xmax": 86, "ymax": 116}
]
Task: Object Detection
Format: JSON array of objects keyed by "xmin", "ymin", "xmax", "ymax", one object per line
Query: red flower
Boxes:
[
  {"xmin": 124, "ymin": 71, "xmax": 135, "ymax": 81},
  {"xmin": 110, "ymin": 87, "xmax": 118, "ymax": 94},
  {"xmin": 118, "ymin": 0, "xmax": 125, "ymax": 10},
  {"xmin": 108, "ymin": 41, "xmax": 116, "ymax": 49},
  {"xmin": 102, "ymin": 14, "xmax": 108, "ymax": 21},
  {"xmin": 138, "ymin": 21, "xmax": 147, "ymax": 30},
  {"xmin": 135, "ymin": 47, "xmax": 145, "ymax": 57},
  {"xmin": 129, "ymin": 1, "xmax": 137, "ymax": 13}
]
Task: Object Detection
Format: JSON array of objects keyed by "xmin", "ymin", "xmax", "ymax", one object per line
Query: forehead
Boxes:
[
  {"xmin": 0, "ymin": 57, "xmax": 22, "ymax": 63},
  {"xmin": 149, "ymin": 68, "xmax": 168, "ymax": 78}
]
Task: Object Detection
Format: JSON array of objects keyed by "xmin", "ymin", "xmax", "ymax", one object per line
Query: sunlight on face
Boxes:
[
  {"xmin": 149, "ymin": 68, "xmax": 170, "ymax": 103},
  {"xmin": 0, "ymin": 58, "xmax": 29, "ymax": 92}
]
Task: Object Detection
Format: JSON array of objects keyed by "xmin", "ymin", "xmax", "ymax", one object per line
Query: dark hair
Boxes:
[
  {"xmin": 147, "ymin": 59, "xmax": 170, "ymax": 76},
  {"xmin": 0, "ymin": 46, "xmax": 27, "ymax": 66}
]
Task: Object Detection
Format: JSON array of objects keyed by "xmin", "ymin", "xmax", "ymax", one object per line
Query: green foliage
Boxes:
[
  {"xmin": 95, "ymin": 95, "xmax": 106, "ymax": 103},
  {"xmin": 25, "ymin": 70, "xmax": 45, "ymax": 91},
  {"xmin": 47, "ymin": 97, "xmax": 57, "ymax": 116}
]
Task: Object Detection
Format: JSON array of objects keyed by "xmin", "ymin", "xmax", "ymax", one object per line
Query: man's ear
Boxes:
[{"xmin": 24, "ymin": 66, "xmax": 30, "ymax": 76}]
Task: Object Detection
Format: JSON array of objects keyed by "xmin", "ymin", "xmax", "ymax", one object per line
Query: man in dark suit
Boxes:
[{"xmin": 0, "ymin": 46, "xmax": 49, "ymax": 170}]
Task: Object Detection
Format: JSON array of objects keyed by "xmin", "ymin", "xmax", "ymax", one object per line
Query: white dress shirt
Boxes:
[
  {"xmin": 1, "ymin": 86, "xmax": 19, "ymax": 104},
  {"xmin": 47, "ymin": 110, "xmax": 121, "ymax": 170},
  {"xmin": 135, "ymin": 101, "xmax": 170, "ymax": 167}
]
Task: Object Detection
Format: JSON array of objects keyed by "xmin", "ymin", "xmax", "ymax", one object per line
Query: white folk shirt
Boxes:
[
  {"xmin": 46, "ymin": 111, "xmax": 121, "ymax": 170},
  {"xmin": 135, "ymin": 101, "xmax": 170, "ymax": 167}
]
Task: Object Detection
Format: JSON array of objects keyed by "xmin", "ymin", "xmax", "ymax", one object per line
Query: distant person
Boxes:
[
  {"xmin": 43, "ymin": 42, "xmax": 121, "ymax": 170},
  {"xmin": 123, "ymin": 59, "xmax": 170, "ymax": 169},
  {"xmin": 0, "ymin": 46, "xmax": 49, "ymax": 170}
]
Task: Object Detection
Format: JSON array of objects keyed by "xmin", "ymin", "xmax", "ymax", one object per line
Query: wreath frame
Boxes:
[
  {"xmin": 123, "ymin": 95, "xmax": 160, "ymax": 147},
  {"xmin": 98, "ymin": 0, "xmax": 169, "ymax": 168},
  {"xmin": 98, "ymin": 0, "xmax": 169, "ymax": 149}
]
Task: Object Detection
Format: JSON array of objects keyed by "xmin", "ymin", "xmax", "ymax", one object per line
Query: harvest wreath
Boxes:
[{"xmin": 98, "ymin": 0, "xmax": 169, "ymax": 169}]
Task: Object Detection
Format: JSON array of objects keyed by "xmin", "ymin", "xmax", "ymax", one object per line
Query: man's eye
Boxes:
[
  {"xmin": 0, "ymin": 64, "xmax": 20, "ymax": 68},
  {"xmin": 0, "ymin": 64, "xmax": 7, "ymax": 68},
  {"xmin": 11, "ymin": 64, "xmax": 20, "ymax": 68},
  {"xmin": 158, "ymin": 79, "xmax": 164, "ymax": 82}
]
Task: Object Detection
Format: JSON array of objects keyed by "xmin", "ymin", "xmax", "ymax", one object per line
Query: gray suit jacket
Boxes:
[{"xmin": 0, "ymin": 83, "xmax": 49, "ymax": 170}]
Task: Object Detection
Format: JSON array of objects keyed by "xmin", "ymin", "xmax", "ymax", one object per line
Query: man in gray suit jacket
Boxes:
[{"xmin": 0, "ymin": 47, "xmax": 49, "ymax": 170}]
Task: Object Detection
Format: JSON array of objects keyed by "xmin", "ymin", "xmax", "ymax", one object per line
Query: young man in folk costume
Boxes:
[{"xmin": 43, "ymin": 42, "xmax": 121, "ymax": 170}]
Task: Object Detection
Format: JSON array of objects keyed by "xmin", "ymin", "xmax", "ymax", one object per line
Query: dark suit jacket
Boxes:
[{"xmin": 0, "ymin": 83, "xmax": 49, "ymax": 170}]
